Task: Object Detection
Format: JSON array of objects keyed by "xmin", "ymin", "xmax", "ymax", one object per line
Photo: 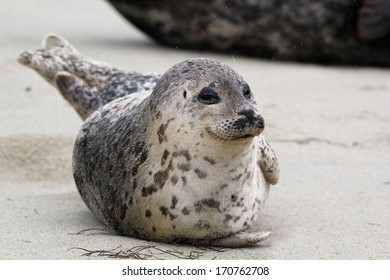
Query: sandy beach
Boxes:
[{"xmin": 1, "ymin": 0, "xmax": 389, "ymax": 259}]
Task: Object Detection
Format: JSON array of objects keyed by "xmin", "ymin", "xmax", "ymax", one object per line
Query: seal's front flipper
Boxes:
[
  {"xmin": 193, "ymin": 231, "xmax": 271, "ymax": 248},
  {"xmin": 258, "ymin": 137, "xmax": 279, "ymax": 185},
  {"xmin": 55, "ymin": 72, "xmax": 100, "ymax": 120},
  {"xmin": 357, "ymin": 0, "xmax": 390, "ymax": 40}
]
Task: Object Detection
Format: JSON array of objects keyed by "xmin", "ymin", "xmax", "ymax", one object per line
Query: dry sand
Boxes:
[{"xmin": 1, "ymin": 0, "xmax": 389, "ymax": 259}]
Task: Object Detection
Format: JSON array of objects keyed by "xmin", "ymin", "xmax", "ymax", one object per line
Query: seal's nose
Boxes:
[{"xmin": 237, "ymin": 109, "xmax": 264, "ymax": 128}]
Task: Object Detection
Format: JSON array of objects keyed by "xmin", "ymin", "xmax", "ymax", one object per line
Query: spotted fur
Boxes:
[
  {"xmin": 17, "ymin": 34, "xmax": 280, "ymax": 247},
  {"xmin": 107, "ymin": 0, "xmax": 390, "ymax": 66}
]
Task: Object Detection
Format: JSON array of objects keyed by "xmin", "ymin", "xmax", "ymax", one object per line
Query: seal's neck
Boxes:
[{"xmin": 168, "ymin": 131, "xmax": 256, "ymax": 168}]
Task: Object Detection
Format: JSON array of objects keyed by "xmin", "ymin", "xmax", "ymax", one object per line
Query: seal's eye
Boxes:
[
  {"xmin": 243, "ymin": 85, "xmax": 252, "ymax": 99},
  {"xmin": 198, "ymin": 87, "xmax": 220, "ymax": 104}
]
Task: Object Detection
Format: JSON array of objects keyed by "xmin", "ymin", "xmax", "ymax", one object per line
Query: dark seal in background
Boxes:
[{"xmin": 106, "ymin": 0, "xmax": 390, "ymax": 66}]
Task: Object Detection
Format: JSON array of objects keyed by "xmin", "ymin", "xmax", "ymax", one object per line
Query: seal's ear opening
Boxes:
[{"xmin": 183, "ymin": 90, "xmax": 187, "ymax": 99}]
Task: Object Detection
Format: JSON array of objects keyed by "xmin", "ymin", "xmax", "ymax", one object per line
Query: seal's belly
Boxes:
[{"xmin": 127, "ymin": 168, "xmax": 270, "ymax": 241}]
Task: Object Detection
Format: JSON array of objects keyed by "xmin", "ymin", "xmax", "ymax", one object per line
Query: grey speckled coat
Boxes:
[
  {"xmin": 107, "ymin": 0, "xmax": 390, "ymax": 66},
  {"xmin": 18, "ymin": 35, "xmax": 279, "ymax": 247}
]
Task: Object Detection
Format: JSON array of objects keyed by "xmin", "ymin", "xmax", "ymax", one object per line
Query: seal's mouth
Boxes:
[
  {"xmin": 206, "ymin": 127, "xmax": 262, "ymax": 142},
  {"xmin": 239, "ymin": 134, "xmax": 256, "ymax": 139},
  {"xmin": 205, "ymin": 114, "xmax": 265, "ymax": 142}
]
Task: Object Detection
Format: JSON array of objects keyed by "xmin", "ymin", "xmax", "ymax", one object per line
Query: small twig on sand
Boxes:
[
  {"xmin": 68, "ymin": 227, "xmax": 115, "ymax": 236},
  {"xmin": 69, "ymin": 244, "xmax": 224, "ymax": 260}
]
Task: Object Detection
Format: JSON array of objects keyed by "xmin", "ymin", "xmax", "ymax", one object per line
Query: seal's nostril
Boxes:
[
  {"xmin": 237, "ymin": 109, "xmax": 264, "ymax": 128},
  {"xmin": 238, "ymin": 109, "xmax": 255, "ymax": 118},
  {"xmin": 237, "ymin": 109, "xmax": 256, "ymax": 123}
]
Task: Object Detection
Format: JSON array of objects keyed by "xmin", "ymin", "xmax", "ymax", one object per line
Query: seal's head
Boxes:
[{"xmin": 150, "ymin": 58, "xmax": 264, "ymax": 143}]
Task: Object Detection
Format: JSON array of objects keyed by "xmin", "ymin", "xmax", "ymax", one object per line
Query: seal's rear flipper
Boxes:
[
  {"xmin": 17, "ymin": 50, "xmax": 56, "ymax": 85},
  {"xmin": 55, "ymin": 72, "xmax": 100, "ymax": 120},
  {"xmin": 17, "ymin": 34, "xmax": 80, "ymax": 85},
  {"xmin": 17, "ymin": 34, "xmax": 118, "ymax": 89},
  {"xmin": 18, "ymin": 34, "xmax": 160, "ymax": 119},
  {"xmin": 43, "ymin": 34, "xmax": 78, "ymax": 53}
]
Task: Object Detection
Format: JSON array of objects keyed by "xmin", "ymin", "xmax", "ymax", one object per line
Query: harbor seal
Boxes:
[
  {"xmin": 107, "ymin": 0, "xmax": 390, "ymax": 66},
  {"xmin": 17, "ymin": 35, "xmax": 279, "ymax": 247}
]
